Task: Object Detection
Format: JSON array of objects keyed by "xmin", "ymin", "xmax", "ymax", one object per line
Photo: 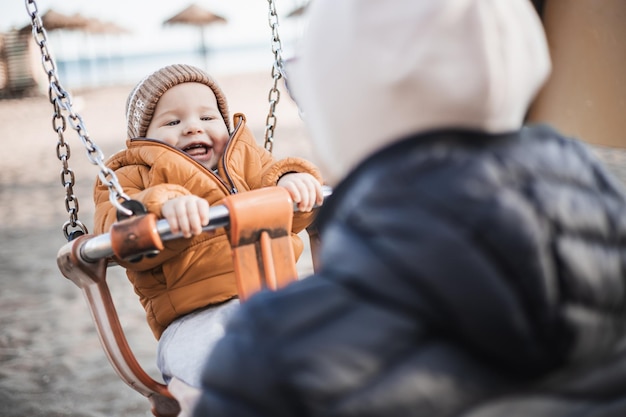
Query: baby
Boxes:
[{"xmin": 93, "ymin": 64, "xmax": 324, "ymax": 389}]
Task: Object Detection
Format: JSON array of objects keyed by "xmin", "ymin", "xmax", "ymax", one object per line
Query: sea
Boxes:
[{"xmin": 52, "ymin": 42, "xmax": 278, "ymax": 90}]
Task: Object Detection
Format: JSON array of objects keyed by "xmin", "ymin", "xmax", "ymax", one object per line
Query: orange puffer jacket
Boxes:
[{"xmin": 93, "ymin": 113, "xmax": 322, "ymax": 339}]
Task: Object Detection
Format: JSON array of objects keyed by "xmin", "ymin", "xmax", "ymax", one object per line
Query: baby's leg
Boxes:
[{"xmin": 157, "ymin": 298, "xmax": 240, "ymax": 387}]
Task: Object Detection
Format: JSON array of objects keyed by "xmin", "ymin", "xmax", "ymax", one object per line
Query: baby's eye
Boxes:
[
  {"xmin": 165, "ymin": 120, "xmax": 180, "ymax": 126},
  {"xmin": 200, "ymin": 116, "xmax": 213, "ymax": 121}
]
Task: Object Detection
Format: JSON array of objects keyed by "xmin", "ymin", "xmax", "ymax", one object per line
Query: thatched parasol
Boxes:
[
  {"xmin": 164, "ymin": 4, "xmax": 227, "ymax": 26},
  {"xmin": 163, "ymin": 4, "xmax": 227, "ymax": 66},
  {"xmin": 19, "ymin": 9, "xmax": 91, "ymax": 34},
  {"xmin": 84, "ymin": 19, "xmax": 131, "ymax": 35},
  {"xmin": 19, "ymin": 10, "xmax": 130, "ymax": 38},
  {"xmin": 20, "ymin": 10, "xmax": 132, "ymax": 87}
]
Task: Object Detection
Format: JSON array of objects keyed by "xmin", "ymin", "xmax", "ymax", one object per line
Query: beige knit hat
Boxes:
[{"xmin": 125, "ymin": 64, "xmax": 231, "ymax": 139}]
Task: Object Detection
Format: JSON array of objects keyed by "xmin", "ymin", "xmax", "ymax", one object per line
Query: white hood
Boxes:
[{"xmin": 291, "ymin": 0, "xmax": 551, "ymax": 185}]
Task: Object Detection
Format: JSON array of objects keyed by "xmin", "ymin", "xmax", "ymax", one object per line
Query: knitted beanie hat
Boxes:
[{"xmin": 125, "ymin": 64, "xmax": 231, "ymax": 139}]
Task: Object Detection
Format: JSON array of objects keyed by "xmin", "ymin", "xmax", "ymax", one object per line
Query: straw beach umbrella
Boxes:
[
  {"xmin": 20, "ymin": 9, "xmax": 91, "ymax": 33},
  {"xmin": 84, "ymin": 19, "xmax": 130, "ymax": 36},
  {"xmin": 21, "ymin": 10, "xmax": 132, "ymax": 87},
  {"xmin": 163, "ymin": 4, "xmax": 227, "ymax": 67}
]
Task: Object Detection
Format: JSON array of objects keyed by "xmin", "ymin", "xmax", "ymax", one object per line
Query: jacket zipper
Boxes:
[{"xmin": 220, "ymin": 117, "xmax": 243, "ymax": 194}]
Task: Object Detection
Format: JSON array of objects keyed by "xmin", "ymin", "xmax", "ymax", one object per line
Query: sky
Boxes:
[{"xmin": 3, "ymin": 0, "xmax": 307, "ymax": 58}]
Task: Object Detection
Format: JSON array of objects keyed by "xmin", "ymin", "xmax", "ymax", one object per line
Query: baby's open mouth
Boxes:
[{"xmin": 182, "ymin": 143, "xmax": 211, "ymax": 157}]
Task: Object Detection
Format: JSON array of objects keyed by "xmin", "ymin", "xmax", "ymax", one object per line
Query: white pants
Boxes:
[{"xmin": 156, "ymin": 298, "xmax": 240, "ymax": 388}]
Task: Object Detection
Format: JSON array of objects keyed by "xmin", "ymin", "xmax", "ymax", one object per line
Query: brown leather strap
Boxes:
[{"xmin": 223, "ymin": 187, "xmax": 298, "ymax": 300}]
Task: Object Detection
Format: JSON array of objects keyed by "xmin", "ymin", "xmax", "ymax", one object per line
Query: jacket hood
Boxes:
[{"xmin": 291, "ymin": 0, "xmax": 552, "ymax": 185}]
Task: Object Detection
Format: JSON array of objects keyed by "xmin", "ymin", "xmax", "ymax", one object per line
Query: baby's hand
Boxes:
[
  {"xmin": 277, "ymin": 173, "xmax": 324, "ymax": 212},
  {"xmin": 161, "ymin": 195, "xmax": 210, "ymax": 238}
]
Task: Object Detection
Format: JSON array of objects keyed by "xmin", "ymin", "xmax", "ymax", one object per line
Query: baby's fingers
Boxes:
[
  {"xmin": 294, "ymin": 180, "xmax": 318, "ymax": 212},
  {"xmin": 190, "ymin": 198, "xmax": 210, "ymax": 235},
  {"xmin": 300, "ymin": 183, "xmax": 317, "ymax": 212},
  {"xmin": 314, "ymin": 181, "xmax": 324, "ymax": 206},
  {"xmin": 180, "ymin": 198, "xmax": 210, "ymax": 237},
  {"xmin": 175, "ymin": 205, "xmax": 192, "ymax": 238},
  {"xmin": 162, "ymin": 196, "xmax": 209, "ymax": 238}
]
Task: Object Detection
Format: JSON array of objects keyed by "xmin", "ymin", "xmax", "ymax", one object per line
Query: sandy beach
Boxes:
[
  {"xmin": 3, "ymin": 69, "xmax": 626, "ymax": 417},
  {"xmin": 0, "ymin": 71, "xmax": 316, "ymax": 417}
]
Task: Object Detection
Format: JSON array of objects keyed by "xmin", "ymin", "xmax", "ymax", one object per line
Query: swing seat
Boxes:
[{"xmin": 56, "ymin": 186, "xmax": 313, "ymax": 417}]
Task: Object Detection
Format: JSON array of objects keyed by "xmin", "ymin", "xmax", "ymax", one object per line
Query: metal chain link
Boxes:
[
  {"xmin": 264, "ymin": 0, "xmax": 286, "ymax": 153},
  {"xmin": 25, "ymin": 0, "xmax": 133, "ymax": 240}
]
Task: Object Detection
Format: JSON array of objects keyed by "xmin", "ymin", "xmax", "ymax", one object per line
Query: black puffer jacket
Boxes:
[{"xmin": 194, "ymin": 125, "xmax": 626, "ymax": 417}]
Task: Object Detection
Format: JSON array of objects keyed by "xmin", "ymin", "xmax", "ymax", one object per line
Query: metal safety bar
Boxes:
[{"xmin": 80, "ymin": 186, "xmax": 332, "ymax": 263}]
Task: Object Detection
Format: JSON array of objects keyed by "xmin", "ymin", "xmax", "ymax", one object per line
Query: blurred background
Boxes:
[
  {"xmin": 1, "ymin": 0, "xmax": 309, "ymax": 94},
  {"xmin": 1, "ymin": 1, "xmax": 626, "ymax": 416}
]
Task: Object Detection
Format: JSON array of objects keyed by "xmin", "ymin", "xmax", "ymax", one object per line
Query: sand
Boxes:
[
  {"xmin": 0, "ymin": 71, "xmax": 316, "ymax": 417},
  {"xmin": 2, "ymin": 70, "xmax": 626, "ymax": 417}
]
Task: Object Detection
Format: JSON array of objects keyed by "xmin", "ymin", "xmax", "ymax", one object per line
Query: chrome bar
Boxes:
[{"xmin": 80, "ymin": 186, "xmax": 332, "ymax": 263}]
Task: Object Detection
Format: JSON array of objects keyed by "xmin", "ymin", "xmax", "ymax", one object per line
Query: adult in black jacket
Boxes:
[{"xmin": 191, "ymin": 0, "xmax": 626, "ymax": 416}]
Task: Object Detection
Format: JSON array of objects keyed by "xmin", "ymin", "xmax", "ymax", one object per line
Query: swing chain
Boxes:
[
  {"xmin": 264, "ymin": 0, "xmax": 286, "ymax": 153},
  {"xmin": 25, "ymin": 0, "xmax": 133, "ymax": 240}
]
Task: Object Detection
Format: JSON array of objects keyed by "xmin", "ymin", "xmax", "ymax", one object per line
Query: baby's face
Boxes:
[{"xmin": 146, "ymin": 82, "xmax": 230, "ymax": 170}]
